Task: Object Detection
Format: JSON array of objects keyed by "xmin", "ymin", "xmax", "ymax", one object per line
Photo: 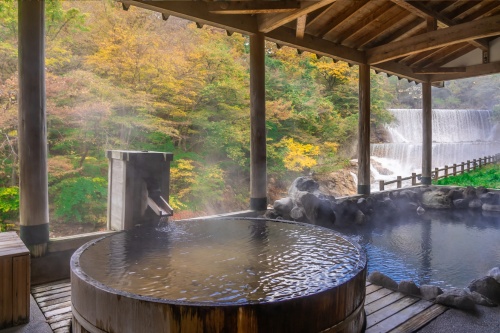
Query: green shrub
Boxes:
[
  {"xmin": 0, "ymin": 186, "xmax": 19, "ymax": 232},
  {"xmin": 52, "ymin": 177, "xmax": 107, "ymax": 225}
]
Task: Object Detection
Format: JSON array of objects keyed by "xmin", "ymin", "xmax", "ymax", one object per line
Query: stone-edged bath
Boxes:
[{"xmin": 268, "ymin": 177, "xmax": 500, "ymax": 308}]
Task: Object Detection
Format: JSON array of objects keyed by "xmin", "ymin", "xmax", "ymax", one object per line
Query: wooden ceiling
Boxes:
[{"xmin": 122, "ymin": 0, "xmax": 500, "ymax": 84}]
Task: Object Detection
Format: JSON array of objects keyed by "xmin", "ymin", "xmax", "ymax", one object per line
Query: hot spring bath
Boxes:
[
  {"xmin": 333, "ymin": 209, "xmax": 500, "ymax": 289},
  {"xmin": 71, "ymin": 218, "xmax": 367, "ymax": 333}
]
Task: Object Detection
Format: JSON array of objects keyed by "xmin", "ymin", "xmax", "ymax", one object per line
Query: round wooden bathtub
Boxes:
[{"xmin": 71, "ymin": 218, "xmax": 367, "ymax": 333}]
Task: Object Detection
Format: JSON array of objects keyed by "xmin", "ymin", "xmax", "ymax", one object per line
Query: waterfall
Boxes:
[{"xmin": 370, "ymin": 109, "xmax": 499, "ymax": 186}]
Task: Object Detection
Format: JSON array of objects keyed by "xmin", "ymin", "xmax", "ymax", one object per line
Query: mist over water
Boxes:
[{"xmin": 371, "ymin": 109, "xmax": 499, "ymax": 185}]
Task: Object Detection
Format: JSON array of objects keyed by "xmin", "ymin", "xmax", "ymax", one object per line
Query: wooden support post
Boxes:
[
  {"xmin": 473, "ymin": 159, "xmax": 477, "ymax": 170},
  {"xmin": 249, "ymin": 33, "xmax": 267, "ymax": 211},
  {"xmin": 461, "ymin": 162, "xmax": 464, "ymax": 174},
  {"xmin": 434, "ymin": 167, "xmax": 439, "ymax": 181},
  {"xmin": 479, "ymin": 157, "xmax": 482, "ymax": 168},
  {"xmin": 357, "ymin": 63, "xmax": 370, "ymax": 195},
  {"xmin": 453, "ymin": 164, "xmax": 457, "ymax": 176},
  {"xmin": 421, "ymin": 82, "xmax": 432, "ymax": 185},
  {"xmin": 411, "ymin": 173, "xmax": 416, "ymax": 186},
  {"xmin": 379, "ymin": 180, "xmax": 384, "ymax": 191},
  {"xmin": 467, "ymin": 160, "xmax": 470, "ymax": 171},
  {"xmin": 397, "ymin": 176, "xmax": 402, "ymax": 189},
  {"xmin": 444, "ymin": 165, "xmax": 448, "ymax": 178},
  {"xmin": 18, "ymin": 0, "xmax": 49, "ymax": 257}
]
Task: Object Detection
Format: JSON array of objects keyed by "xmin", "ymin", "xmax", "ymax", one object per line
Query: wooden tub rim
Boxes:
[{"xmin": 70, "ymin": 217, "xmax": 367, "ymax": 308}]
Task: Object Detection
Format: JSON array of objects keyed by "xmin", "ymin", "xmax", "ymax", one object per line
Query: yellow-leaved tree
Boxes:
[{"xmin": 281, "ymin": 138, "xmax": 320, "ymax": 172}]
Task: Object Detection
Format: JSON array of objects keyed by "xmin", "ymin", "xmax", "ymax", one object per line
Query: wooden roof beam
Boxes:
[
  {"xmin": 356, "ymin": 10, "xmax": 412, "ymax": 50},
  {"xmin": 296, "ymin": 15, "xmax": 306, "ymax": 39},
  {"xmin": 413, "ymin": 67, "xmax": 466, "ymax": 74},
  {"xmin": 392, "ymin": 0, "xmax": 489, "ymax": 51},
  {"xmin": 313, "ymin": 0, "xmax": 370, "ymax": 38},
  {"xmin": 265, "ymin": 26, "xmax": 365, "ymax": 65},
  {"xmin": 430, "ymin": 61, "xmax": 500, "ymax": 82},
  {"xmin": 367, "ymin": 15, "xmax": 500, "ymax": 65},
  {"xmin": 207, "ymin": 1, "xmax": 301, "ymax": 15},
  {"xmin": 122, "ymin": 0, "xmax": 259, "ymax": 35},
  {"xmin": 257, "ymin": 0, "xmax": 337, "ymax": 33}
]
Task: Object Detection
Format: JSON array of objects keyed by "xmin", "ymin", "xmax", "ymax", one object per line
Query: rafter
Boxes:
[
  {"xmin": 422, "ymin": 44, "xmax": 476, "ymax": 69},
  {"xmin": 392, "ymin": 0, "xmax": 489, "ymax": 50},
  {"xmin": 257, "ymin": 0, "xmax": 336, "ymax": 33},
  {"xmin": 430, "ymin": 61, "xmax": 500, "ymax": 82},
  {"xmin": 123, "ymin": 0, "xmax": 259, "ymax": 34},
  {"xmin": 311, "ymin": 0, "xmax": 370, "ymax": 38},
  {"xmin": 356, "ymin": 10, "xmax": 412, "ymax": 50},
  {"xmin": 296, "ymin": 15, "xmax": 307, "ymax": 39},
  {"xmin": 413, "ymin": 67, "xmax": 466, "ymax": 74},
  {"xmin": 367, "ymin": 15, "xmax": 500, "ymax": 65},
  {"xmin": 207, "ymin": 1, "xmax": 301, "ymax": 15}
]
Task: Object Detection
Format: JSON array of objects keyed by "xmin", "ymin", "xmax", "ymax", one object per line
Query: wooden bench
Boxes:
[{"xmin": 0, "ymin": 231, "xmax": 30, "ymax": 329}]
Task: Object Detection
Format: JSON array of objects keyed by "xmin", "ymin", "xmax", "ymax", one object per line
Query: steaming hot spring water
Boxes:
[{"xmin": 344, "ymin": 109, "xmax": 500, "ymax": 289}]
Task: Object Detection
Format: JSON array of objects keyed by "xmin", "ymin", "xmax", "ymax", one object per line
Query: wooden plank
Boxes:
[
  {"xmin": 366, "ymin": 299, "xmax": 433, "ymax": 333},
  {"xmin": 12, "ymin": 255, "xmax": 29, "ymax": 325},
  {"xmin": 0, "ymin": 257, "xmax": 13, "ymax": 328},
  {"xmin": 47, "ymin": 312, "xmax": 72, "ymax": 325},
  {"xmin": 367, "ymin": 14, "xmax": 500, "ymax": 64},
  {"xmin": 40, "ymin": 300, "xmax": 72, "ymax": 313},
  {"xmin": 36, "ymin": 295, "xmax": 71, "ymax": 308},
  {"xmin": 365, "ymin": 287, "xmax": 394, "ymax": 305},
  {"xmin": 366, "ymin": 296, "xmax": 420, "ymax": 329},
  {"xmin": 366, "ymin": 284, "xmax": 383, "ymax": 295},
  {"xmin": 390, "ymin": 304, "xmax": 448, "ymax": 333},
  {"xmin": 365, "ymin": 291, "xmax": 407, "ymax": 316},
  {"xmin": 50, "ymin": 319, "xmax": 72, "ymax": 330},
  {"xmin": 33, "ymin": 285, "xmax": 71, "ymax": 298},
  {"xmin": 35, "ymin": 290, "xmax": 71, "ymax": 303},
  {"xmin": 257, "ymin": 0, "xmax": 336, "ymax": 33},
  {"xmin": 31, "ymin": 280, "xmax": 70, "ymax": 293},
  {"xmin": 296, "ymin": 15, "xmax": 306, "ymax": 39},
  {"xmin": 44, "ymin": 306, "xmax": 72, "ymax": 320},
  {"xmin": 53, "ymin": 326, "xmax": 71, "ymax": 333}
]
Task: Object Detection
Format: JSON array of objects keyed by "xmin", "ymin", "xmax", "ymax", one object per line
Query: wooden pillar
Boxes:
[
  {"xmin": 421, "ymin": 82, "xmax": 432, "ymax": 185},
  {"xmin": 357, "ymin": 63, "xmax": 370, "ymax": 195},
  {"xmin": 249, "ymin": 33, "xmax": 267, "ymax": 210},
  {"xmin": 18, "ymin": 0, "xmax": 49, "ymax": 257}
]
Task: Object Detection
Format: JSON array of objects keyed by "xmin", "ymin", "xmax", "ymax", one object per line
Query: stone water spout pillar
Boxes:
[{"xmin": 18, "ymin": 0, "xmax": 49, "ymax": 257}]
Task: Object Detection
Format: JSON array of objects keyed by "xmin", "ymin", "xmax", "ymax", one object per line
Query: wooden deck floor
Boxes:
[
  {"xmin": 31, "ymin": 281, "xmax": 447, "ymax": 333},
  {"xmin": 31, "ymin": 280, "xmax": 71, "ymax": 333}
]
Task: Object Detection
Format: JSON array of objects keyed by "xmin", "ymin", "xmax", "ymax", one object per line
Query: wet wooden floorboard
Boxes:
[{"xmin": 32, "ymin": 280, "xmax": 447, "ymax": 333}]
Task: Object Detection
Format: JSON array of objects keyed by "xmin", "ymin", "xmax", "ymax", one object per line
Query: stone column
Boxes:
[
  {"xmin": 357, "ymin": 63, "xmax": 371, "ymax": 195},
  {"xmin": 18, "ymin": 0, "xmax": 49, "ymax": 256},
  {"xmin": 249, "ymin": 33, "xmax": 267, "ymax": 210},
  {"xmin": 421, "ymin": 82, "xmax": 432, "ymax": 185}
]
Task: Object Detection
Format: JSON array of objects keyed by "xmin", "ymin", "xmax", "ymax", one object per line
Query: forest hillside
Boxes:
[{"xmin": 1, "ymin": 0, "xmax": 499, "ymax": 231}]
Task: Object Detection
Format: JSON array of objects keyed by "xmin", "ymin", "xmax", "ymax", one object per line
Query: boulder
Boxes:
[
  {"xmin": 469, "ymin": 199, "xmax": 483, "ymax": 209},
  {"xmin": 420, "ymin": 285, "xmax": 443, "ymax": 301},
  {"xmin": 447, "ymin": 189, "xmax": 464, "ymax": 201},
  {"xmin": 479, "ymin": 192, "xmax": 499, "ymax": 205},
  {"xmin": 487, "ymin": 267, "xmax": 500, "ymax": 284},
  {"xmin": 422, "ymin": 190, "xmax": 452, "ymax": 209},
  {"xmin": 468, "ymin": 276, "xmax": 500, "ymax": 304},
  {"xmin": 354, "ymin": 209, "xmax": 366, "ymax": 225},
  {"xmin": 289, "ymin": 176, "xmax": 320, "ymax": 194},
  {"xmin": 435, "ymin": 288, "xmax": 476, "ymax": 311},
  {"xmin": 462, "ymin": 186, "xmax": 477, "ymax": 201},
  {"xmin": 416, "ymin": 206, "xmax": 426, "ymax": 215},
  {"xmin": 398, "ymin": 280, "xmax": 420, "ymax": 296},
  {"xmin": 357, "ymin": 197, "xmax": 370, "ymax": 214},
  {"xmin": 468, "ymin": 291, "xmax": 497, "ymax": 307},
  {"xmin": 300, "ymin": 193, "xmax": 336, "ymax": 226},
  {"xmin": 367, "ymin": 271, "xmax": 398, "ymax": 290},
  {"xmin": 273, "ymin": 197, "xmax": 293, "ymax": 216},
  {"xmin": 290, "ymin": 206, "xmax": 305, "ymax": 221},
  {"xmin": 482, "ymin": 203, "xmax": 500, "ymax": 212},
  {"xmin": 453, "ymin": 198, "xmax": 469, "ymax": 209}
]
